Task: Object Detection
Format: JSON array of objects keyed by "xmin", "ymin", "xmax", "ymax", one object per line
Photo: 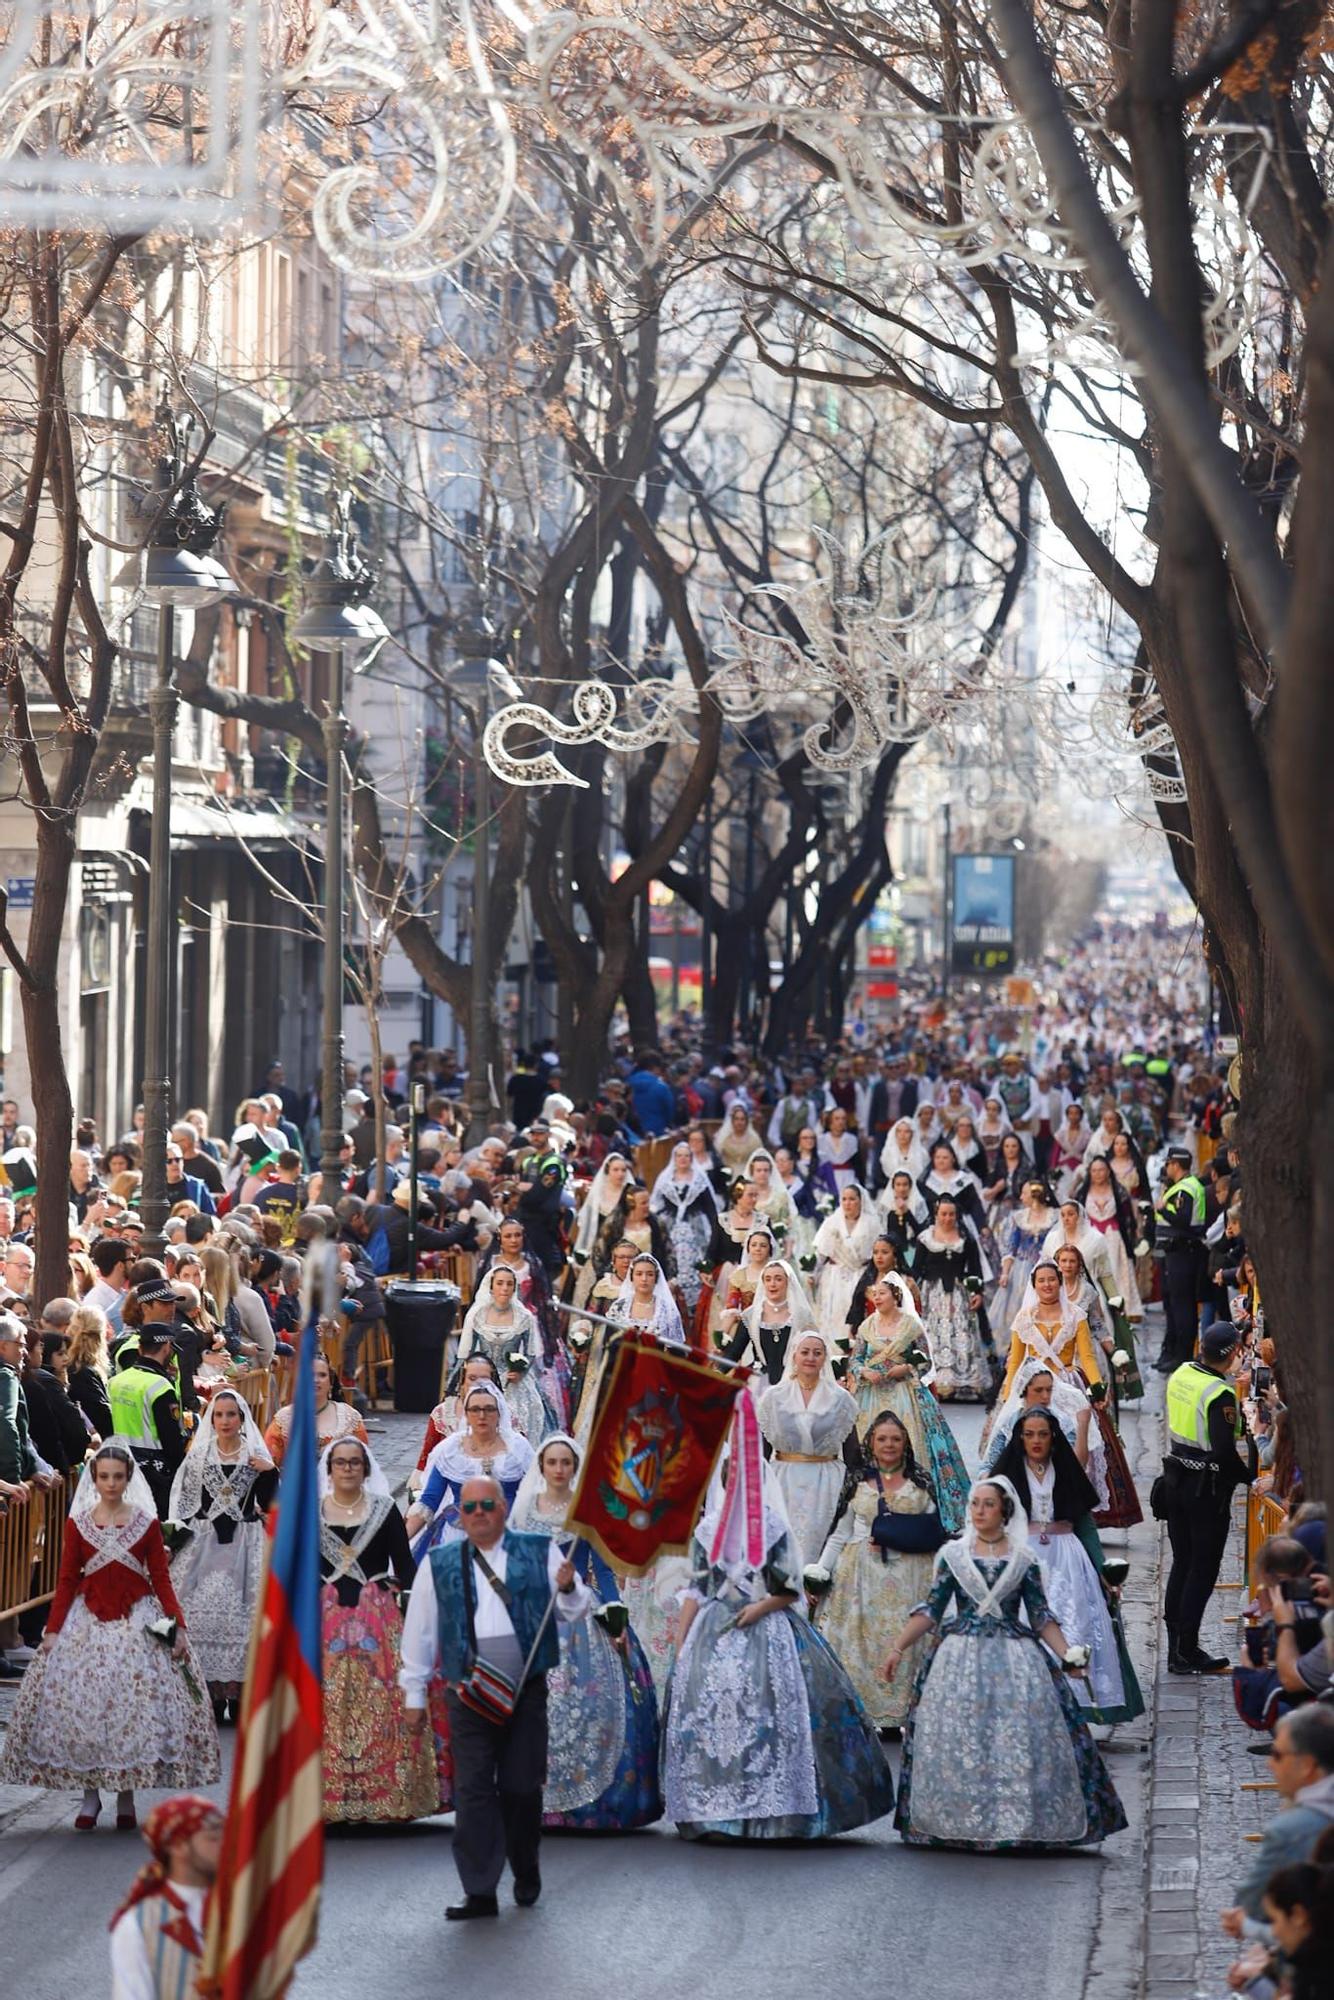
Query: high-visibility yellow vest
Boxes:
[
  {"xmin": 1166, "ymin": 1360, "xmax": 1235, "ymax": 1452},
  {"xmin": 1157, "ymin": 1174, "xmax": 1205, "ymax": 1227},
  {"xmin": 107, "ymin": 1364, "xmax": 173, "ymax": 1449}
]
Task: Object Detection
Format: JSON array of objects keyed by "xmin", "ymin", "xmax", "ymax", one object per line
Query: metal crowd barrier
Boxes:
[{"xmin": 0, "ymin": 1474, "xmax": 74, "ymax": 1620}]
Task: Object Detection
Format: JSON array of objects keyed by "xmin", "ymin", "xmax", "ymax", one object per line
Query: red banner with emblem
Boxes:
[{"xmin": 568, "ymin": 1335, "xmax": 744, "ymax": 1576}]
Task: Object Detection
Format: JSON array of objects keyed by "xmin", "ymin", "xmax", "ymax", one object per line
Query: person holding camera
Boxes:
[{"xmin": 1160, "ymin": 1321, "xmax": 1258, "ymax": 1674}]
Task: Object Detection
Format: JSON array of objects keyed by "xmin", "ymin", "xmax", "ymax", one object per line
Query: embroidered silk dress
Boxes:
[
  {"xmin": 320, "ymin": 1499, "xmax": 450, "ymax": 1822},
  {"xmin": 846, "ymin": 1312, "xmax": 971, "ymax": 1533},
  {"xmin": 814, "ymin": 1479, "xmax": 940, "ymax": 1728},
  {"xmin": 895, "ymin": 1546, "xmax": 1127, "ymax": 1851},
  {"xmin": 168, "ymin": 1454, "xmax": 275, "ymax": 1693},
  {"xmin": 0, "ymin": 1510, "xmax": 220, "ymax": 1794},
  {"xmin": 661, "ymin": 1521, "xmax": 895, "ymax": 1841}
]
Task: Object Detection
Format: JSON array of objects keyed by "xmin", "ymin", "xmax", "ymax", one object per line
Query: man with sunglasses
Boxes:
[
  {"xmin": 1219, "ymin": 1706, "xmax": 1334, "ymax": 1950},
  {"xmin": 400, "ymin": 1475, "xmax": 592, "ymax": 1922}
]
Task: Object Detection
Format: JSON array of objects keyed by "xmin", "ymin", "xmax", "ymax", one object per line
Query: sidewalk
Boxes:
[{"xmin": 1090, "ymin": 1312, "xmax": 1270, "ymax": 2000}]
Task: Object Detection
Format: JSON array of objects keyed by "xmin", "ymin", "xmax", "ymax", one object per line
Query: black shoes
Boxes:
[
  {"xmin": 446, "ymin": 1895, "xmax": 499, "ymax": 1921},
  {"xmin": 1169, "ymin": 1645, "xmax": 1230, "ymax": 1675},
  {"xmin": 514, "ymin": 1876, "xmax": 541, "ymax": 1908}
]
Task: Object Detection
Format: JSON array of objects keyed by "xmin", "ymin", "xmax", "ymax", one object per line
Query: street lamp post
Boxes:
[
  {"xmin": 137, "ymin": 399, "xmax": 235, "ymax": 1258},
  {"xmin": 293, "ymin": 490, "xmax": 388, "ymax": 1212}
]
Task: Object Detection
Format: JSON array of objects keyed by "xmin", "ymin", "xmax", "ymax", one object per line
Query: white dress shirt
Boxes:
[{"xmin": 399, "ymin": 1535, "xmax": 592, "ymax": 1709}]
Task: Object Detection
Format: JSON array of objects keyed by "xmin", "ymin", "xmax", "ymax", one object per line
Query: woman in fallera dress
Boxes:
[
  {"xmin": 810, "ymin": 1412, "xmax": 945, "ymax": 1731},
  {"xmin": 913, "ymin": 1197, "xmax": 992, "ymax": 1401},
  {"xmin": 720, "ymin": 1257, "xmax": 817, "ymax": 1386},
  {"xmin": 508, "ymin": 1434, "xmax": 663, "ymax": 1831},
  {"xmin": 845, "ymin": 1277, "xmax": 971, "ymax": 1533},
  {"xmin": 166, "ymin": 1388, "xmax": 276, "ymax": 1723},
  {"xmin": 407, "ymin": 1380, "xmax": 535, "ymax": 1556},
  {"xmin": 888, "ymin": 1477, "xmax": 1128, "ymax": 1852},
  {"xmin": 662, "ymin": 1401, "xmax": 894, "ymax": 1842},
  {"xmin": 456, "ymin": 1264, "xmax": 557, "ymax": 1442},
  {"xmin": 318, "ymin": 1438, "xmax": 449, "ymax": 1823},
  {"xmin": 0, "ymin": 1440, "xmax": 219, "ymax": 1829},
  {"xmin": 757, "ymin": 1333, "xmax": 859, "ymax": 1566},
  {"xmin": 710, "ymin": 1226, "xmax": 779, "ymax": 1350},
  {"xmin": 991, "ymin": 1410, "xmax": 1144, "ymax": 1726},
  {"xmin": 989, "ymin": 1179, "xmax": 1058, "ymax": 1341},
  {"xmin": 571, "ymin": 1153, "xmax": 636, "ymax": 1307},
  {"xmin": 650, "ymin": 1144, "xmax": 718, "ymax": 1320},
  {"xmin": 997, "ymin": 1264, "xmax": 1141, "ymax": 1529},
  {"xmin": 813, "ymin": 1184, "xmax": 880, "ymax": 1350}
]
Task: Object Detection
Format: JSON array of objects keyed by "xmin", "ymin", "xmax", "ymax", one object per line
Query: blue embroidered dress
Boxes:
[
  {"xmin": 895, "ymin": 1547, "xmax": 1127, "ymax": 1850},
  {"xmin": 517, "ymin": 1506, "xmax": 663, "ymax": 1832},
  {"xmin": 662, "ymin": 1523, "xmax": 895, "ymax": 1841}
]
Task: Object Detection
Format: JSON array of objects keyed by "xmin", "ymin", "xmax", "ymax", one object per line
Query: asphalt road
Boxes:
[{"xmin": 0, "ymin": 1403, "xmax": 1127, "ymax": 2000}]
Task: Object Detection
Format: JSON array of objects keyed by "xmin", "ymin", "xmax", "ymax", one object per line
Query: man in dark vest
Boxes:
[{"xmin": 400, "ymin": 1475, "xmax": 591, "ymax": 1919}]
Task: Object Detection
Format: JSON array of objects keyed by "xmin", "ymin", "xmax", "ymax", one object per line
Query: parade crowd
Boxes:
[{"xmin": 0, "ymin": 925, "xmax": 1331, "ymax": 1998}]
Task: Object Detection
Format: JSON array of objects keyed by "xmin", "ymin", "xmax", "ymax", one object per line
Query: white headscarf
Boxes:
[
  {"xmin": 739, "ymin": 1258, "xmax": 817, "ymax": 1343},
  {"xmin": 70, "ymin": 1437, "xmax": 158, "ymax": 1532},
  {"xmin": 977, "ymin": 1096, "xmax": 1014, "ymax": 1142},
  {"xmin": 936, "ymin": 1473, "xmax": 1036, "ymax": 1614},
  {"xmin": 609, "ymin": 1254, "xmax": 686, "ymax": 1346},
  {"xmin": 765, "ymin": 1328, "xmax": 844, "ymax": 1416},
  {"xmin": 168, "ymin": 1388, "xmax": 274, "ymax": 1523},
  {"xmin": 452, "ymin": 1375, "xmax": 521, "ymax": 1451},
  {"xmin": 651, "ymin": 1146, "xmax": 718, "ymax": 1216},
  {"xmin": 509, "ymin": 1431, "xmax": 580, "ymax": 1534},
  {"xmin": 462, "ymin": 1265, "xmax": 540, "ymax": 1344},
  {"xmin": 574, "ymin": 1153, "xmax": 635, "ymax": 1258},
  {"xmin": 1008, "ymin": 1264, "xmax": 1086, "ymax": 1361},
  {"xmin": 814, "ymin": 1184, "xmax": 880, "ymax": 1264},
  {"xmin": 317, "ymin": 1433, "xmax": 392, "ymax": 1499},
  {"xmin": 880, "ymin": 1118, "xmax": 928, "ymax": 1184}
]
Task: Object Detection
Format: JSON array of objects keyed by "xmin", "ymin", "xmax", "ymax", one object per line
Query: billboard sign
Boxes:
[{"xmin": 950, "ymin": 854, "xmax": 1016, "ymax": 977}]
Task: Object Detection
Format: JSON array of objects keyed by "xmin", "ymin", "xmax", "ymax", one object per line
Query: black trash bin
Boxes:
[{"xmin": 384, "ymin": 1280, "xmax": 460, "ymax": 1413}]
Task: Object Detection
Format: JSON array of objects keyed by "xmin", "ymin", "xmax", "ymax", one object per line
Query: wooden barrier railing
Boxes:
[
  {"xmin": 229, "ymin": 1366, "xmax": 275, "ymax": 1428},
  {"xmin": 1243, "ymin": 1485, "xmax": 1289, "ymax": 1585},
  {"xmin": 0, "ymin": 1474, "xmax": 73, "ymax": 1620}
]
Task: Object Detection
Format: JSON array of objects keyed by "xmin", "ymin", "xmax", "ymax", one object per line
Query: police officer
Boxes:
[
  {"xmin": 1161, "ymin": 1321, "xmax": 1256, "ymax": 1673},
  {"xmin": 107, "ymin": 1278, "xmax": 187, "ymax": 1517},
  {"xmin": 1154, "ymin": 1146, "xmax": 1206, "ymax": 1371}
]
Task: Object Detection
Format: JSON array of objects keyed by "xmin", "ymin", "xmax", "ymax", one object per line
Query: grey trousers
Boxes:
[{"xmin": 444, "ymin": 1679, "xmax": 548, "ymax": 1898}]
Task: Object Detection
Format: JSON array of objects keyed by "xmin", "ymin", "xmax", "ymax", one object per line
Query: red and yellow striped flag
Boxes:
[{"xmin": 199, "ymin": 1317, "xmax": 323, "ymax": 1998}]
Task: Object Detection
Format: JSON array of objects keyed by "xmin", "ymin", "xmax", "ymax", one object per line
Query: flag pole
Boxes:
[{"xmin": 553, "ymin": 1298, "xmax": 757, "ymax": 1374}]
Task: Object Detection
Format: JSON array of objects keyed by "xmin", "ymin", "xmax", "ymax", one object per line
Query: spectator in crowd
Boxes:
[
  {"xmin": 84, "ymin": 1237, "xmax": 134, "ymax": 1335},
  {"xmin": 164, "ymin": 1143, "xmax": 217, "ymax": 1218},
  {"xmin": 171, "ymin": 1122, "xmax": 224, "ymax": 1196},
  {"xmin": 626, "ymin": 1052, "xmax": 676, "ymax": 1137},
  {"xmin": 1222, "ymin": 1707, "xmax": 1334, "ymax": 1939}
]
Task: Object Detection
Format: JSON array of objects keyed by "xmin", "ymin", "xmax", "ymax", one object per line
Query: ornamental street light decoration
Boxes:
[
  {"xmin": 137, "ymin": 396, "xmax": 235, "ymax": 1257},
  {"xmin": 293, "ymin": 488, "xmax": 389, "ymax": 1210}
]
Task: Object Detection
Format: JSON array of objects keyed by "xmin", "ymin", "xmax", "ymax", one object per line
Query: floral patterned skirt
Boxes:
[
  {"xmin": 895, "ymin": 1623, "xmax": 1127, "ymax": 1850},
  {"xmin": 544, "ymin": 1624, "xmax": 663, "ymax": 1830},
  {"xmin": 922, "ymin": 1285, "xmax": 993, "ymax": 1402},
  {"xmin": 817, "ymin": 1544, "xmax": 935, "ymax": 1728},
  {"xmin": 322, "ymin": 1583, "xmax": 450, "ymax": 1823},
  {"xmin": 169, "ymin": 1520, "xmax": 266, "ymax": 1690},
  {"xmin": 0, "ymin": 1594, "xmax": 220, "ymax": 1793},
  {"xmin": 664, "ymin": 1600, "xmax": 894, "ymax": 1839}
]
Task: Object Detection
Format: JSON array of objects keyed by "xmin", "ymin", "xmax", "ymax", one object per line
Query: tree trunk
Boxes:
[{"xmin": 621, "ymin": 919, "xmax": 660, "ymax": 1054}]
